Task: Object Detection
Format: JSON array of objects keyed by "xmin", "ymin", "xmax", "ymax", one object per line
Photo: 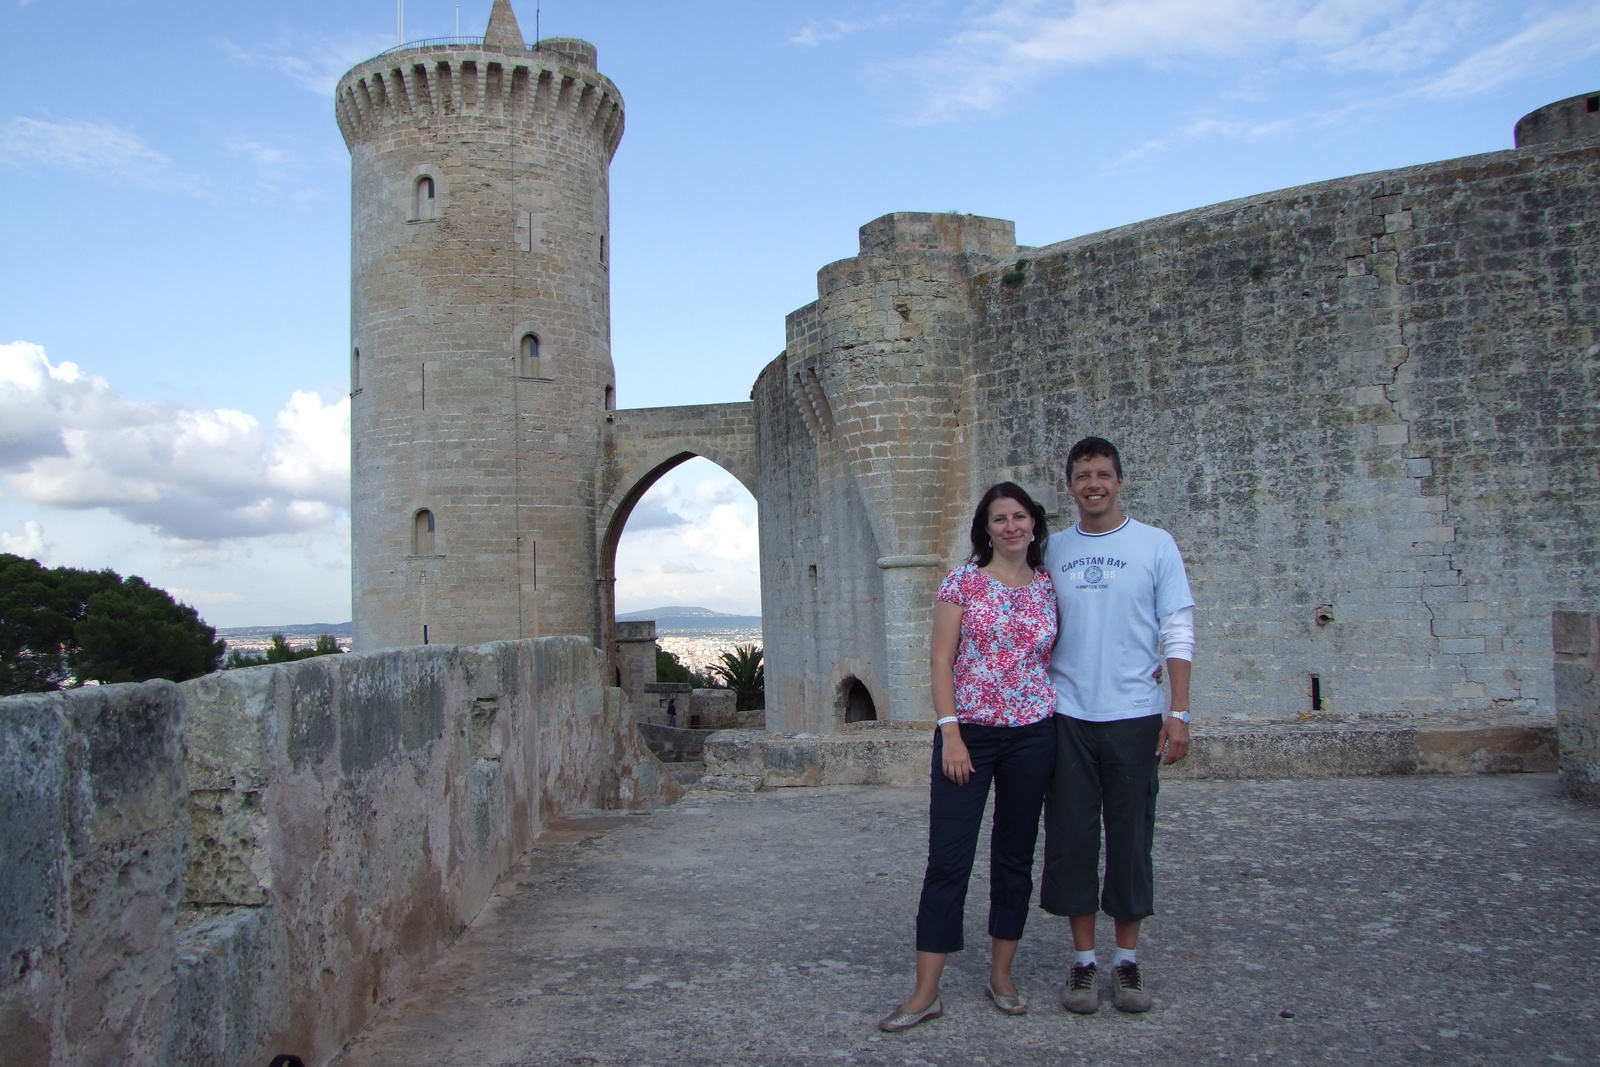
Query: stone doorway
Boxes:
[{"xmin": 842, "ymin": 677, "xmax": 876, "ymax": 723}]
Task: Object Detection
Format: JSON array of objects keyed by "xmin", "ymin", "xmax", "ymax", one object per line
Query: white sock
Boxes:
[
  {"xmin": 1113, "ymin": 947, "xmax": 1137, "ymax": 967},
  {"xmin": 1074, "ymin": 950, "xmax": 1097, "ymax": 968}
]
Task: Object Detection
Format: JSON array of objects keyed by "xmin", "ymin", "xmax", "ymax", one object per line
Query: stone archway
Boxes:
[{"xmin": 597, "ymin": 403, "xmax": 758, "ymax": 682}]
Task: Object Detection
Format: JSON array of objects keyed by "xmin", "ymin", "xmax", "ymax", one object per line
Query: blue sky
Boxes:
[{"xmin": 2, "ymin": 0, "xmax": 1597, "ymax": 625}]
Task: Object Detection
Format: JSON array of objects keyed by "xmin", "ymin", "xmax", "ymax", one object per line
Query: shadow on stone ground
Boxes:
[{"xmin": 332, "ymin": 775, "xmax": 1599, "ymax": 1066}]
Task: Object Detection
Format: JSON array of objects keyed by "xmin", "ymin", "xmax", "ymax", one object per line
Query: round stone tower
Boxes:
[{"xmin": 336, "ymin": 0, "xmax": 624, "ymax": 651}]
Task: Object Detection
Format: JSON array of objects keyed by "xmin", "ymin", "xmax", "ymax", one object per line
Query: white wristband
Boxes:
[{"xmin": 936, "ymin": 716, "xmax": 959, "ymax": 726}]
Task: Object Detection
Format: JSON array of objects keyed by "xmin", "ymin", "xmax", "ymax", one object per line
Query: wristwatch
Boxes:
[{"xmin": 1167, "ymin": 711, "xmax": 1191, "ymax": 724}]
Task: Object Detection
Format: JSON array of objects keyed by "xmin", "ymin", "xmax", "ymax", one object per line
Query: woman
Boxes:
[{"xmin": 879, "ymin": 482, "xmax": 1058, "ymax": 1031}]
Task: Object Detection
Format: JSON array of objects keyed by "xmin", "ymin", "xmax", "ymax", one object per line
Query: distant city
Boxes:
[
  {"xmin": 615, "ymin": 606, "xmax": 762, "ymax": 672},
  {"xmin": 216, "ymin": 623, "xmax": 353, "ymax": 656},
  {"xmin": 217, "ymin": 609, "xmax": 760, "ymax": 671}
]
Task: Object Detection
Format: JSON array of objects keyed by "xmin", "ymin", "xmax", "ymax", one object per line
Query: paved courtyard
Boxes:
[{"xmin": 332, "ymin": 775, "xmax": 1599, "ymax": 1066}]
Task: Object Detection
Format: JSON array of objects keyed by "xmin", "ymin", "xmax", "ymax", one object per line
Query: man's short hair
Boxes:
[{"xmin": 1067, "ymin": 436, "xmax": 1123, "ymax": 479}]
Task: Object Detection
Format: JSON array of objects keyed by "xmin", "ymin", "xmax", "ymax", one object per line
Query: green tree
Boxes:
[
  {"xmin": 0, "ymin": 554, "xmax": 225, "ymax": 694},
  {"xmin": 224, "ymin": 632, "xmax": 344, "ymax": 669},
  {"xmin": 710, "ymin": 643, "xmax": 764, "ymax": 711},
  {"xmin": 72, "ymin": 575, "xmax": 225, "ymax": 685}
]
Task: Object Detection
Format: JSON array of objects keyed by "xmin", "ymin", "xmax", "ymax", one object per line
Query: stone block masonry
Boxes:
[
  {"xmin": 0, "ymin": 636, "xmax": 678, "ymax": 1067},
  {"xmin": 1555, "ymin": 610, "xmax": 1600, "ymax": 801},
  {"xmin": 755, "ymin": 123, "xmax": 1600, "ymax": 732},
  {"xmin": 340, "ymin": 9, "xmax": 626, "ymax": 655}
]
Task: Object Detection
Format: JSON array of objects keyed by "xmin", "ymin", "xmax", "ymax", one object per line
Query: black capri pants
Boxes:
[
  {"xmin": 1040, "ymin": 712, "xmax": 1163, "ymax": 921},
  {"xmin": 913, "ymin": 717, "xmax": 1057, "ymax": 954}
]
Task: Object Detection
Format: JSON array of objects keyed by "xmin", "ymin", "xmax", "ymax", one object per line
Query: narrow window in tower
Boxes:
[
  {"xmin": 604, "ymin": 384, "xmax": 615, "ymax": 410},
  {"xmin": 420, "ymin": 363, "xmax": 426, "ymax": 409},
  {"xmin": 414, "ymin": 509, "xmax": 436, "ymax": 554},
  {"xmin": 599, "ymin": 233, "xmax": 606, "ymax": 264},
  {"xmin": 519, "ymin": 334, "xmax": 540, "ymax": 377},
  {"xmin": 352, "ymin": 348, "xmax": 361, "ymax": 392},
  {"xmin": 415, "ymin": 175, "xmax": 436, "ymax": 220}
]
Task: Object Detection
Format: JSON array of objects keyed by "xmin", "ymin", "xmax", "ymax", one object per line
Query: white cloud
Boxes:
[
  {"xmin": 1120, "ymin": 113, "xmax": 1299, "ymax": 160},
  {"xmin": 1, "ymin": 519, "xmax": 47, "ymax": 560},
  {"xmin": 218, "ymin": 34, "xmax": 392, "ymax": 96},
  {"xmin": 614, "ymin": 460, "xmax": 760, "ymax": 616},
  {"xmin": 0, "ymin": 116, "xmax": 205, "ymax": 194},
  {"xmin": 164, "ymin": 586, "xmax": 244, "ymax": 608},
  {"xmin": 790, "ymin": 7, "xmax": 921, "ymax": 47},
  {"xmin": 224, "ymin": 136, "xmax": 309, "ymax": 197},
  {"xmin": 0, "ymin": 341, "xmax": 349, "ymax": 543},
  {"xmin": 882, "ymin": 0, "xmax": 1574, "ymax": 123},
  {"xmin": 1424, "ymin": 5, "xmax": 1600, "ymax": 96}
]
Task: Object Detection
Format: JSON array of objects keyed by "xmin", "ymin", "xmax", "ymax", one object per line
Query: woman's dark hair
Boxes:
[{"xmin": 969, "ymin": 481, "xmax": 1048, "ymax": 569}]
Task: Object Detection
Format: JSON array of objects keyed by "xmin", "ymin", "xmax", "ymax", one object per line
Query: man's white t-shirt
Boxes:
[{"xmin": 1044, "ymin": 517, "xmax": 1194, "ymax": 722}]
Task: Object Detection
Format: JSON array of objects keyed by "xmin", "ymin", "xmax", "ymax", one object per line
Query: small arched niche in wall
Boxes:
[
  {"xmin": 412, "ymin": 509, "xmax": 436, "ymax": 555},
  {"xmin": 519, "ymin": 334, "xmax": 540, "ymax": 378},
  {"xmin": 351, "ymin": 347, "xmax": 361, "ymax": 393},
  {"xmin": 510, "ymin": 321, "xmax": 550, "ymax": 379},
  {"xmin": 405, "ymin": 165, "xmax": 446, "ymax": 222},
  {"xmin": 842, "ymin": 677, "xmax": 877, "ymax": 723}
]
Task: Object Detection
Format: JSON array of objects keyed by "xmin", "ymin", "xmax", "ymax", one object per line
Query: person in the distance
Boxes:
[{"xmin": 879, "ymin": 482, "xmax": 1059, "ymax": 1031}]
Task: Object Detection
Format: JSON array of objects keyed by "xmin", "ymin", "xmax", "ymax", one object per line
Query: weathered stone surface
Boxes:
[
  {"xmin": 339, "ymin": 32, "xmax": 626, "ymax": 655},
  {"xmin": 0, "ymin": 635, "xmax": 679, "ymax": 1067},
  {"xmin": 326, "ymin": 776, "xmax": 1600, "ymax": 1066},
  {"xmin": 1555, "ymin": 610, "xmax": 1600, "ymax": 802},
  {"xmin": 0, "ymin": 682, "xmax": 188, "ymax": 1067},
  {"xmin": 1514, "ymin": 90, "xmax": 1600, "ymax": 147},
  {"xmin": 758, "ymin": 133, "xmax": 1600, "ymax": 734},
  {"xmin": 635, "ymin": 721, "xmax": 712, "ymax": 762},
  {"xmin": 705, "ymin": 717, "xmax": 1560, "ymax": 786}
]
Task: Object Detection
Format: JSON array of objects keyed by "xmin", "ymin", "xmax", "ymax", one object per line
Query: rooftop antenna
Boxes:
[
  {"xmin": 536, "ymin": 0, "xmax": 541, "ymax": 49},
  {"xmin": 396, "ymin": 0, "xmax": 404, "ymax": 46},
  {"xmin": 455, "ymin": 4, "xmax": 460, "ymax": 34}
]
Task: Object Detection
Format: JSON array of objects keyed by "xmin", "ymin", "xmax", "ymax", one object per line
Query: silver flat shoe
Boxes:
[
  {"xmin": 878, "ymin": 996, "xmax": 944, "ymax": 1032},
  {"xmin": 986, "ymin": 981, "xmax": 1028, "ymax": 1015}
]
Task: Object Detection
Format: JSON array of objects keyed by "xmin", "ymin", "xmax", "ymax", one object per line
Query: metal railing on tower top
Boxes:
[{"xmin": 376, "ymin": 35, "xmax": 565, "ymax": 57}]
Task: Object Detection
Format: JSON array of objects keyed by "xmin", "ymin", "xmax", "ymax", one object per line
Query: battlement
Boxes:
[
  {"xmin": 1515, "ymin": 90, "xmax": 1600, "ymax": 148},
  {"xmin": 334, "ymin": 38, "xmax": 623, "ymax": 158},
  {"xmin": 857, "ymin": 212, "xmax": 1016, "ymax": 258}
]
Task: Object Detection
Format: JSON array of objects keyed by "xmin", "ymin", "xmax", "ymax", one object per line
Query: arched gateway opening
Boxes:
[
  {"xmin": 600, "ymin": 453, "xmax": 760, "ymax": 776},
  {"xmin": 597, "ymin": 403, "xmax": 759, "ymax": 757}
]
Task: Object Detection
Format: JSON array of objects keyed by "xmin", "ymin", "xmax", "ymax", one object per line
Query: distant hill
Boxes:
[
  {"xmin": 615, "ymin": 606, "xmax": 762, "ymax": 632},
  {"xmin": 217, "ymin": 622, "xmax": 352, "ymax": 640}
]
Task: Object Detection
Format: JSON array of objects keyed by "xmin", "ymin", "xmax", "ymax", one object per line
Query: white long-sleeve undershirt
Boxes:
[{"xmin": 1158, "ymin": 605, "xmax": 1195, "ymax": 662}]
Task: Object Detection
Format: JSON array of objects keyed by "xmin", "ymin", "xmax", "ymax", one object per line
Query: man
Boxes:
[{"xmin": 1041, "ymin": 436, "xmax": 1194, "ymax": 1014}]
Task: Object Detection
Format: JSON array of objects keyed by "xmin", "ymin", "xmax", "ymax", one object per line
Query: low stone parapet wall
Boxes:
[
  {"xmin": 0, "ymin": 637, "xmax": 679, "ymax": 1067},
  {"xmin": 703, "ymin": 715, "xmax": 1558, "ymax": 788},
  {"xmin": 636, "ymin": 721, "xmax": 714, "ymax": 762}
]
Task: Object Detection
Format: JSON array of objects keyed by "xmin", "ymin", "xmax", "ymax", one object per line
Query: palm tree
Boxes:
[{"xmin": 711, "ymin": 643, "xmax": 764, "ymax": 711}]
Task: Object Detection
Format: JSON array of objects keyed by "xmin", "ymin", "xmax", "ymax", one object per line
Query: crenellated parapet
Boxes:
[{"xmin": 334, "ymin": 40, "xmax": 625, "ymax": 160}]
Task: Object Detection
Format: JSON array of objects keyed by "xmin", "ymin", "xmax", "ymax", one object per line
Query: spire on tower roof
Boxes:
[{"xmin": 483, "ymin": 0, "xmax": 527, "ymax": 52}]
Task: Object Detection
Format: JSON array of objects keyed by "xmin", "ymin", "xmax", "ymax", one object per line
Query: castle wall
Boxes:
[
  {"xmin": 0, "ymin": 638, "xmax": 676, "ymax": 1067},
  {"xmin": 754, "ymin": 354, "xmax": 891, "ymax": 733},
  {"xmin": 760, "ymin": 137, "xmax": 1599, "ymax": 728},
  {"xmin": 964, "ymin": 138, "xmax": 1599, "ymax": 720},
  {"xmin": 339, "ymin": 37, "xmax": 623, "ymax": 653}
]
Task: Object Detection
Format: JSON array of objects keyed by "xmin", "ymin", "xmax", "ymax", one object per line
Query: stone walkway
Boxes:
[{"xmin": 332, "ymin": 776, "xmax": 1599, "ymax": 1066}]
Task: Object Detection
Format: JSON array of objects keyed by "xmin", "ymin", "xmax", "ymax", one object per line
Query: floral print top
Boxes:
[{"xmin": 936, "ymin": 562, "xmax": 1059, "ymax": 727}]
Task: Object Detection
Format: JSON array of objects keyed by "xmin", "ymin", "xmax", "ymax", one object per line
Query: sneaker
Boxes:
[
  {"xmin": 1061, "ymin": 962, "xmax": 1099, "ymax": 1014},
  {"xmin": 1112, "ymin": 961, "xmax": 1152, "ymax": 1013}
]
